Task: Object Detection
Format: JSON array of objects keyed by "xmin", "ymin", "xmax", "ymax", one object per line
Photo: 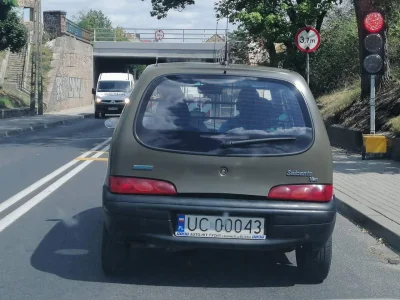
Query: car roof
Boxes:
[{"xmin": 146, "ymin": 62, "xmax": 296, "ymax": 75}]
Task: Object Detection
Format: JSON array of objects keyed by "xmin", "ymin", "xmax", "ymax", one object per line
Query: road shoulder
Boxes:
[{"xmin": 0, "ymin": 105, "xmax": 94, "ymax": 137}]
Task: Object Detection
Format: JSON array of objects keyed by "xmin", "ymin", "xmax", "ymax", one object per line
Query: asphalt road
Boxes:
[{"xmin": 0, "ymin": 118, "xmax": 399, "ymax": 300}]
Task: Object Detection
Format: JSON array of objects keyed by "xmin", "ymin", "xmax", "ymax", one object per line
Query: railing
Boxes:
[
  {"xmin": 66, "ymin": 19, "xmax": 92, "ymax": 42},
  {"xmin": 93, "ymin": 28, "xmax": 229, "ymax": 43}
]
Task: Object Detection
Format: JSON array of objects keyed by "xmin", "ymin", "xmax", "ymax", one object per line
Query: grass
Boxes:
[
  {"xmin": 0, "ymin": 51, "xmax": 5, "ymax": 61},
  {"xmin": 386, "ymin": 116, "xmax": 400, "ymax": 135},
  {"xmin": 0, "ymin": 44, "xmax": 52, "ymax": 110},
  {"xmin": 0, "ymin": 88, "xmax": 29, "ymax": 109},
  {"xmin": 0, "ymin": 97, "xmax": 12, "ymax": 108},
  {"xmin": 317, "ymin": 85, "xmax": 361, "ymax": 121}
]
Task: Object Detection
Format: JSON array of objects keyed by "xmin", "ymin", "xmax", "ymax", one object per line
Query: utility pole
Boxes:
[
  {"xmin": 29, "ymin": 0, "xmax": 43, "ymax": 115},
  {"xmin": 29, "ymin": 0, "xmax": 37, "ymax": 114},
  {"xmin": 37, "ymin": 0, "xmax": 43, "ymax": 115}
]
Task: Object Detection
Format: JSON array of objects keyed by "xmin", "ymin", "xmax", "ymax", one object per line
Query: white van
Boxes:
[{"xmin": 92, "ymin": 73, "xmax": 135, "ymax": 118}]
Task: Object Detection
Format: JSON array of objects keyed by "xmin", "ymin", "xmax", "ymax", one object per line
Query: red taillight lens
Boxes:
[
  {"xmin": 267, "ymin": 185, "xmax": 333, "ymax": 202},
  {"xmin": 109, "ymin": 176, "xmax": 177, "ymax": 195}
]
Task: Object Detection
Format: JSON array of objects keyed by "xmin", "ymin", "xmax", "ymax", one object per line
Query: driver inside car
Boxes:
[{"xmin": 218, "ymin": 88, "xmax": 274, "ymax": 133}]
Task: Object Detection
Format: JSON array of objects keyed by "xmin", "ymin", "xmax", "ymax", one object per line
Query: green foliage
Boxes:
[
  {"xmin": 389, "ymin": 6, "xmax": 400, "ymax": 76},
  {"xmin": 0, "ymin": 0, "xmax": 28, "ymax": 52},
  {"xmin": 0, "ymin": 87, "xmax": 28, "ymax": 108},
  {"xmin": 310, "ymin": 7, "xmax": 360, "ymax": 96},
  {"xmin": 217, "ymin": 0, "xmax": 342, "ymax": 70},
  {"xmin": 141, "ymin": 0, "xmax": 195, "ymax": 19},
  {"xmin": 41, "ymin": 46, "xmax": 53, "ymax": 89},
  {"xmin": 73, "ymin": 9, "xmax": 112, "ymax": 31},
  {"xmin": 129, "ymin": 65, "xmax": 147, "ymax": 79},
  {"xmin": 228, "ymin": 29, "xmax": 252, "ymax": 64}
]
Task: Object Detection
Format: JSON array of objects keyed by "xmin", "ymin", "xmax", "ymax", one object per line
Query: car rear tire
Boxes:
[
  {"xmin": 296, "ymin": 236, "xmax": 332, "ymax": 283},
  {"xmin": 101, "ymin": 224, "xmax": 130, "ymax": 276}
]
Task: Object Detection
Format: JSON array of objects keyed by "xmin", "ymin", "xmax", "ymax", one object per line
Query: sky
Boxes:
[{"xmin": 41, "ymin": 0, "xmax": 233, "ymax": 31}]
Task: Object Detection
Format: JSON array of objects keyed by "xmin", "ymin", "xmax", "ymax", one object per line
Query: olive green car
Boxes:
[{"xmin": 102, "ymin": 63, "xmax": 336, "ymax": 282}]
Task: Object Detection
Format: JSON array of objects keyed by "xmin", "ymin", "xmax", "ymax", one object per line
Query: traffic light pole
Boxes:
[{"xmin": 370, "ymin": 75, "xmax": 376, "ymax": 134}]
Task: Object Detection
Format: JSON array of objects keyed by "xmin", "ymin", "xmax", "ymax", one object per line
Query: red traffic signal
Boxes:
[
  {"xmin": 361, "ymin": 11, "xmax": 386, "ymax": 76},
  {"xmin": 364, "ymin": 12, "xmax": 384, "ymax": 33}
]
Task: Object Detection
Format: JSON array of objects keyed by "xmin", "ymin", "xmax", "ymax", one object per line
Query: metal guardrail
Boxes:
[
  {"xmin": 66, "ymin": 19, "xmax": 92, "ymax": 42},
  {"xmin": 93, "ymin": 28, "xmax": 229, "ymax": 43}
]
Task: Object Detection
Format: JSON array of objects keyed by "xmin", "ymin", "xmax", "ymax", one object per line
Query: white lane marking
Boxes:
[
  {"xmin": 0, "ymin": 144, "xmax": 110, "ymax": 233},
  {"xmin": 0, "ymin": 137, "xmax": 111, "ymax": 215}
]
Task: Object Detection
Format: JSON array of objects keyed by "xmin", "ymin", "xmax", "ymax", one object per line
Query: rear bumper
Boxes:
[{"xmin": 103, "ymin": 186, "xmax": 336, "ymax": 250}]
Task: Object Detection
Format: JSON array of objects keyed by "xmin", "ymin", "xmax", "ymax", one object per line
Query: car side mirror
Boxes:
[
  {"xmin": 104, "ymin": 117, "xmax": 119, "ymax": 129},
  {"xmin": 92, "ymin": 88, "xmax": 95, "ymax": 95}
]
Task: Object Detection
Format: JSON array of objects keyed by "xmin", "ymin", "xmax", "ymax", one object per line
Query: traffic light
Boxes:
[{"xmin": 361, "ymin": 11, "xmax": 386, "ymax": 76}]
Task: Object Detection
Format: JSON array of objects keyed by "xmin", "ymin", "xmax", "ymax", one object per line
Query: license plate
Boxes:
[
  {"xmin": 175, "ymin": 214, "xmax": 266, "ymax": 240},
  {"xmin": 108, "ymin": 107, "xmax": 118, "ymax": 111}
]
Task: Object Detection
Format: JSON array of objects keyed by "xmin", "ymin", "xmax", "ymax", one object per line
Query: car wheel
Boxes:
[
  {"xmin": 101, "ymin": 112, "xmax": 106, "ymax": 118},
  {"xmin": 101, "ymin": 224, "xmax": 130, "ymax": 276},
  {"xmin": 296, "ymin": 236, "xmax": 332, "ymax": 283}
]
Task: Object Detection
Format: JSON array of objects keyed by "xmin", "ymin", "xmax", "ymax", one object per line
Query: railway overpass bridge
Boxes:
[
  {"xmin": 92, "ymin": 28, "xmax": 228, "ymax": 85},
  {"xmin": 39, "ymin": 11, "xmax": 230, "ymax": 110}
]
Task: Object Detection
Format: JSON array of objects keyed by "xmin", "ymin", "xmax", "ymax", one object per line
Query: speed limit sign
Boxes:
[
  {"xmin": 155, "ymin": 29, "xmax": 164, "ymax": 41},
  {"xmin": 295, "ymin": 27, "xmax": 321, "ymax": 53}
]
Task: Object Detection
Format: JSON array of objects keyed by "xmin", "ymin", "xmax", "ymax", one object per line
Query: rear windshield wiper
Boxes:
[{"xmin": 220, "ymin": 137, "xmax": 297, "ymax": 148}]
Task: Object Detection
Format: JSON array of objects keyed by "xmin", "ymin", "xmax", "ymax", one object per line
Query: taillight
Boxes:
[
  {"xmin": 267, "ymin": 184, "xmax": 333, "ymax": 202},
  {"xmin": 109, "ymin": 176, "xmax": 177, "ymax": 195}
]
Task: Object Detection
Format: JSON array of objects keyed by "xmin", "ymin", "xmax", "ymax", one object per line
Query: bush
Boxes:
[{"xmin": 310, "ymin": 8, "xmax": 360, "ymax": 97}]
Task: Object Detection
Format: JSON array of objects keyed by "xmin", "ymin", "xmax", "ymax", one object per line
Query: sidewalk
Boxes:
[
  {"xmin": 0, "ymin": 105, "xmax": 93, "ymax": 137},
  {"xmin": 333, "ymin": 148, "xmax": 400, "ymax": 253}
]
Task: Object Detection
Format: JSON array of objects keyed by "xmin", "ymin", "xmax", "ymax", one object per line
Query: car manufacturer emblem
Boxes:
[
  {"xmin": 110, "ymin": 100, "xmax": 116, "ymax": 104},
  {"xmin": 219, "ymin": 167, "xmax": 228, "ymax": 176}
]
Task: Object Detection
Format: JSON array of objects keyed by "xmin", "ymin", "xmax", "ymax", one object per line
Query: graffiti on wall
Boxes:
[{"xmin": 55, "ymin": 76, "xmax": 83, "ymax": 101}]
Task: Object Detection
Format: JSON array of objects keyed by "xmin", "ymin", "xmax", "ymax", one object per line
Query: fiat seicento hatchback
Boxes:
[{"xmin": 102, "ymin": 63, "xmax": 336, "ymax": 282}]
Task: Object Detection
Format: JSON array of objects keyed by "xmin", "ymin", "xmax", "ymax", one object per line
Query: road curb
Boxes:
[
  {"xmin": 335, "ymin": 190, "xmax": 400, "ymax": 254},
  {"xmin": 0, "ymin": 113, "xmax": 94, "ymax": 138}
]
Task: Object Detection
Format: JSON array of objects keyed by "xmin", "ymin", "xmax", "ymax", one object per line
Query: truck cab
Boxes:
[{"xmin": 92, "ymin": 73, "xmax": 135, "ymax": 119}]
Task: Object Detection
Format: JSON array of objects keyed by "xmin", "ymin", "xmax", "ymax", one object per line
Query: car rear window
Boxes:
[{"xmin": 134, "ymin": 74, "xmax": 313, "ymax": 156}]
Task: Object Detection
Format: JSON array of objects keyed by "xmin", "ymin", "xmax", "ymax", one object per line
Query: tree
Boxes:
[
  {"xmin": 0, "ymin": 0, "xmax": 28, "ymax": 52},
  {"xmin": 310, "ymin": 5, "xmax": 360, "ymax": 96},
  {"xmin": 141, "ymin": 0, "xmax": 195, "ymax": 19},
  {"xmin": 216, "ymin": 0, "xmax": 342, "ymax": 71},
  {"xmin": 73, "ymin": 9, "xmax": 112, "ymax": 31},
  {"xmin": 129, "ymin": 65, "xmax": 147, "ymax": 79},
  {"xmin": 142, "ymin": 0, "xmax": 341, "ymax": 72}
]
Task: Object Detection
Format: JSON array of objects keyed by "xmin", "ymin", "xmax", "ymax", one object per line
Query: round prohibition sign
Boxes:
[
  {"xmin": 295, "ymin": 27, "xmax": 321, "ymax": 53},
  {"xmin": 155, "ymin": 29, "xmax": 165, "ymax": 41}
]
